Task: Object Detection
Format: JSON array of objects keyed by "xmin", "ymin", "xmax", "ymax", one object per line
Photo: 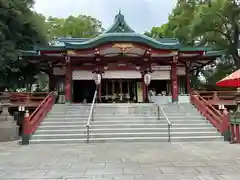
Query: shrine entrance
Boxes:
[
  {"xmin": 101, "ymin": 79, "xmax": 140, "ymax": 103},
  {"xmin": 73, "ymin": 80, "xmax": 96, "ymax": 103}
]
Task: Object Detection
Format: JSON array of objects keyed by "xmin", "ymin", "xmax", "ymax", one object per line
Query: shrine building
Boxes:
[{"xmin": 20, "ymin": 12, "xmax": 223, "ymax": 104}]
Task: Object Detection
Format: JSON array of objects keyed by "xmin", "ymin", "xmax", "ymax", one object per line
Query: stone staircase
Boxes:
[
  {"xmin": 30, "ymin": 103, "xmax": 223, "ymax": 144},
  {"xmin": 161, "ymin": 103, "xmax": 223, "ymax": 141}
]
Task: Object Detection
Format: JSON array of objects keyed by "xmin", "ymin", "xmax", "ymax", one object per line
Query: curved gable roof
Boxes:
[
  {"xmin": 65, "ymin": 33, "xmax": 181, "ymax": 50},
  {"xmin": 64, "ymin": 11, "xmax": 181, "ymax": 50}
]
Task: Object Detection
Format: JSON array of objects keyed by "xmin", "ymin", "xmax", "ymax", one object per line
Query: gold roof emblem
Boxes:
[
  {"xmin": 112, "ymin": 43, "xmax": 134, "ymax": 53},
  {"xmin": 67, "ymin": 50, "xmax": 76, "ymax": 55}
]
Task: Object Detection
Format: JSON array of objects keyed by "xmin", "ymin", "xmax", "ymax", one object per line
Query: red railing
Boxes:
[
  {"xmin": 190, "ymin": 92, "xmax": 230, "ymax": 137},
  {"xmin": 9, "ymin": 92, "xmax": 48, "ymax": 102},
  {"xmin": 0, "ymin": 92, "xmax": 48, "ymax": 107},
  {"xmin": 229, "ymin": 122, "xmax": 240, "ymax": 143},
  {"xmin": 197, "ymin": 91, "xmax": 236, "ymax": 105},
  {"xmin": 22, "ymin": 92, "xmax": 56, "ymax": 145}
]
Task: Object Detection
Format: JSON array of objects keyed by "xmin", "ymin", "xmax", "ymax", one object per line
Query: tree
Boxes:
[
  {"xmin": 0, "ymin": 0, "xmax": 47, "ymax": 89},
  {"xmin": 146, "ymin": 0, "xmax": 239, "ymax": 89},
  {"xmin": 190, "ymin": 0, "xmax": 240, "ymax": 68},
  {"xmin": 46, "ymin": 15, "xmax": 104, "ymax": 41},
  {"xmin": 144, "ymin": 24, "xmax": 169, "ymax": 39},
  {"xmin": 145, "ymin": 0, "xmax": 198, "ymax": 44}
]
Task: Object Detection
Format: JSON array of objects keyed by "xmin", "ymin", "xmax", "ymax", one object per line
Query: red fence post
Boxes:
[
  {"xmin": 22, "ymin": 110, "xmax": 30, "ymax": 145},
  {"xmin": 222, "ymin": 109, "xmax": 230, "ymax": 141},
  {"xmin": 213, "ymin": 92, "xmax": 219, "ymax": 101},
  {"xmin": 230, "ymin": 124, "xmax": 236, "ymax": 143},
  {"xmin": 236, "ymin": 124, "xmax": 240, "ymax": 143}
]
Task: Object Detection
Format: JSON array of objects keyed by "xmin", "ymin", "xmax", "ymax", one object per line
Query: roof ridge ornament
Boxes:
[{"xmin": 106, "ymin": 11, "xmax": 135, "ymax": 33}]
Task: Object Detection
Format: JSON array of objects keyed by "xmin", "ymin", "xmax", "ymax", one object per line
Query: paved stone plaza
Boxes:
[{"xmin": 0, "ymin": 142, "xmax": 240, "ymax": 179}]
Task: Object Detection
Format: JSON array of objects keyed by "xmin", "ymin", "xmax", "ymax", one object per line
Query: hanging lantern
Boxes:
[
  {"xmin": 94, "ymin": 73, "xmax": 102, "ymax": 85},
  {"xmin": 144, "ymin": 73, "xmax": 151, "ymax": 86}
]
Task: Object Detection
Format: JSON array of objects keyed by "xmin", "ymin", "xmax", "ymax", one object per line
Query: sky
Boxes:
[{"xmin": 34, "ymin": 0, "xmax": 177, "ymax": 33}]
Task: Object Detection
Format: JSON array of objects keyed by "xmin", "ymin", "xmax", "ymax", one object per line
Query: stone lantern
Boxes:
[{"xmin": 0, "ymin": 92, "xmax": 18, "ymax": 142}]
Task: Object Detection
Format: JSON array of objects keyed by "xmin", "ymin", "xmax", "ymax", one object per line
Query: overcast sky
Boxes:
[{"xmin": 34, "ymin": 0, "xmax": 177, "ymax": 33}]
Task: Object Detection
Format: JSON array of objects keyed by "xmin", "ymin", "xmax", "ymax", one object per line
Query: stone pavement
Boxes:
[{"xmin": 0, "ymin": 142, "xmax": 240, "ymax": 179}]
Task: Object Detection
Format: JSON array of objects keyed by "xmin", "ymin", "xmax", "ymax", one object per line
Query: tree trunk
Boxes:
[
  {"xmin": 233, "ymin": 49, "xmax": 240, "ymax": 69},
  {"xmin": 231, "ymin": 13, "xmax": 240, "ymax": 69}
]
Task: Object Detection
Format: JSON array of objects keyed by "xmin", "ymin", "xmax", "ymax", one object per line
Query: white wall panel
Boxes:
[
  {"xmin": 102, "ymin": 71, "xmax": 141, "ymax": 79},
  {"xmin": 53, "ymin": 67, "xmax": 65, "ymax": 75},
  {"xmin": 151, "ymin": 71, "xmax": 170, "ymax": 80},
  {"xmin": 72, "ymin": 70, "xmax": 94, "ymax": 80},
  {"xmin": 177, "ymin": 67, "xmax": 186, "ymax": 75}
]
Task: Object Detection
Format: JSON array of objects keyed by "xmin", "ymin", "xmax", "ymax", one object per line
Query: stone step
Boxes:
[
  {"xmin": 51, "ymin": 104, "xmax": 157, "ymax": 110},
  {"xmin": 50, "ymin": 109, "xmax": 150, "ymax": 112},
  {"xmin": 47, "ymin": 112, "xmax": 200, "ymax": 117},
  {"xmin": 29, "ymin": 135, "xmax": 223, "ymax": 144},
  {"xmin": 44, "ymin": 116, "xmax": 159, "ymax": 120},
  {"xmin": 40, "ymin": 120, "xmax": 210, "ymax": 127},
  {"xmin": 32, "ymin": 131, "xmax": 220, "ymax": 140},
  {"xmin": 35, "ymin": 127, "xmax": 217, "ymax": 135},
  {"xmin": 163, "ymin": 112, "xmax": 200, "ymax": 115},
  {"xmin": 48, "ymin": 112, "xmax": 159, "ymax": 115},
  {"xmin": 44, "ymin": 116, "xmax": 205, "ymax": 122},
  {"xmin": 37, "ymin": 123, "xmax": 213, "ymax": 130}
]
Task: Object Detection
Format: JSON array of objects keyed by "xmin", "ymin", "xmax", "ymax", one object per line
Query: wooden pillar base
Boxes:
[{"xmin": 21, "ymin": 134, "xmax": 30, "ymax": 145}]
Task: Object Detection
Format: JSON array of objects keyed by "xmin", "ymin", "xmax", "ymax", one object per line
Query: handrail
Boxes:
[
  {"xmin": 22, "ymin": 91, "xmax": 56, "ymax": 145},
  {"xmin": 198, "ymin": 91, "xmax": 236, "ymax": 101},
  {"xmin": 0, "ymin": 92, "xmax": 48, "ymax": 103},
  {"xmin": 159, "ymin": 106, "xmax": 172, "ymax": 142},
  {"xmin": 149, "ymin": 90, "xmax": 172, "ymax": 142},
  {"xmin": 86, "ymin": 90, "xmax": 98, "ymax": 143},
  {"xmin": 190, "ymin": 92, "xmax": 229, "ymax": 136}
]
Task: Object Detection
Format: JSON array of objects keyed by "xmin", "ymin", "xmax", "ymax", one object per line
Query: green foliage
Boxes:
[
  {"xmin": 0, "ymin": 0, "xmax": 104, "ymax": 90},
  {"xmin": 144, "ymin": 24, "xmax": 169, "ymax": 39},
  {"xmin": 146, "ymin": 0, "xmax": 240, "ymax": 88},
  {"xmin": 46, "ymin": 15, "xmax": 104, "ymax": 40},
  {"xmin": 0, "ymin": 0, "xmax": 47, "ymax": 88}
]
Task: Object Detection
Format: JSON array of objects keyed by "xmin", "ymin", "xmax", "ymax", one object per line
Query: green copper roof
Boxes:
[
  {"xmin": 204, "ymin": 50, "xmax": 225, "ymax": 57},
  {"xmin": 64, "ymin": 12, "xmax": 181, "ymax": 50},
  {"xmin": 105, "ymin": 10, "xmax": 135, "ymax": 33},
  {"xmin": 65, "ymin": 33, "xmax": 180, "ymax": 50},
  {"xmin": 37, "ymin": 46, "xmax": 65, "ymax": 51},
  {"xmin": 20, "ymin": 50, "xmax": 39, "ymax": 56},
  {"xmin": 179, "ymin": 46, "xmax": 213, "ymax": 52}
]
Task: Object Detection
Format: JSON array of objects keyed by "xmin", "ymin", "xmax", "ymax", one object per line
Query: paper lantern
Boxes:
[
  {"xmin": 94, "ymin": 73, "xmax": 102, "ymax": 85},
  {"xmin": 144, "ymin": 73, "xmax": 151, "ymax": 86}
]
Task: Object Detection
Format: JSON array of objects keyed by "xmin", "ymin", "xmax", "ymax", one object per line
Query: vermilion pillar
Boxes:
[
  {"xmin": 65, "ymin": 56, "xmax": 72, "ymax": 103},
  {"xmin": 98, "ymin": 82, "xmax": 101, "ymax": 102},
  {"xmin": 142, "ymin": 74, "xmax": 146, "ymax": 103},
  {"xmin": 171, "ymin": 62, "xmax": 178, "ymax": 102},
  {"xmin": 48, "ymin": 74, "xmax": 55, "ymax": 92},
  {"xmin": 186, "ymin": 66, "xmax": 191, "ymax": 94}
]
